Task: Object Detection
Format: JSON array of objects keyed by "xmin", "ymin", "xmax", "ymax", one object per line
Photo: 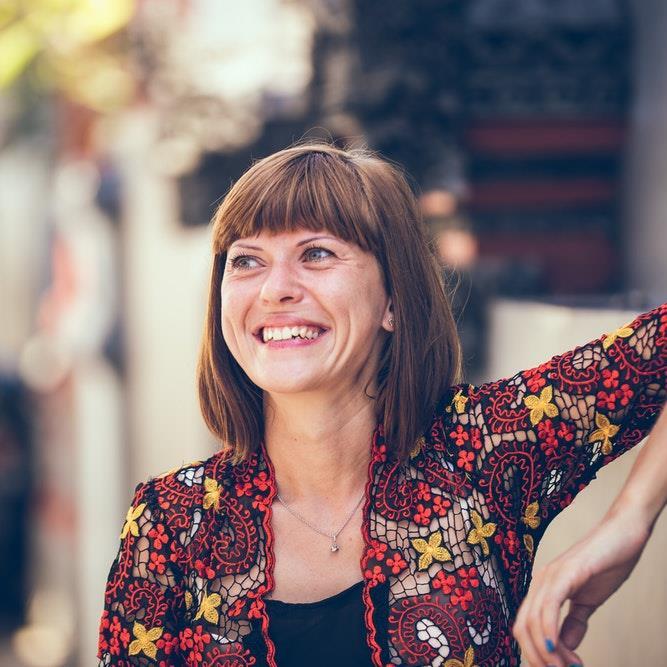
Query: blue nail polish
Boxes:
[
  {"xmin": 569, "ymin": 664, "xmax": 582, "ymax": 667},
  {"xmin": 545, "ymin": 638, "xmax": 555, "ymax": 652}
]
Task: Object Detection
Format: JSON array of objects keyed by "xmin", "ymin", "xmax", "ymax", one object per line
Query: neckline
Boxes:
[{"xmin": 264, "ymin": 579, "xmax": 364, "ymax": 609}]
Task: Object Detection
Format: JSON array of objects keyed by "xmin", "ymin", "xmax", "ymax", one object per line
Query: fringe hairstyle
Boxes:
[{"xmin": 197, "ymin": 143, "xmax": 462, "ymax": 463}]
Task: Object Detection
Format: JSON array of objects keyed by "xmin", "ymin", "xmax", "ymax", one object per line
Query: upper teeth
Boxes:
[{"xmin": 262, "ymin": 326, "xmax": 322, "ymax": 342}]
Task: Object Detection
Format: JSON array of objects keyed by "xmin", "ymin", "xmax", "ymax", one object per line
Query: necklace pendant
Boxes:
[{"xmin": 330, "ymin": 539, "xmax": 339, "ymax": 553}]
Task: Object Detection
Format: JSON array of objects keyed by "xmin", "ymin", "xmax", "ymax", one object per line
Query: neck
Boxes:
[{"xmin": 263, "ymin": 387, "xmax": 376, "ymax": 509}]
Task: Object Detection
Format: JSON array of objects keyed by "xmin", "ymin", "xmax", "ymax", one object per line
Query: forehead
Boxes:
[{"xmin": 228, "ymin": 229, "xmax": 342, "ymax": 250}]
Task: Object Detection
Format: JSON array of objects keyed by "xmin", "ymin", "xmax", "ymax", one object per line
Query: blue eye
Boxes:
[
  {"xmin": 303, "ymin": 246, "xmax": 333, "ymax": 262},
  {"xmin": 227, "ymin": 245, "xmax": 333, "ymax": 271},
  {"xmin": 228, "ymin": 255, "xmax": 259, "ymax": 270}
]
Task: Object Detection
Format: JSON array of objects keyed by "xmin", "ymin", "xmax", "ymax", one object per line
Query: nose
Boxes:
[{"xmin": 259, "ymin": 260, "xmax": 303, "ymax": 304}]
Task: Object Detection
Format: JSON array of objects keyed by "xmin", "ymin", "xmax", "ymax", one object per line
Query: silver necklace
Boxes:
[{"xmin": 276, "ymin": 490, "xmax": 365, "ymax": 553}]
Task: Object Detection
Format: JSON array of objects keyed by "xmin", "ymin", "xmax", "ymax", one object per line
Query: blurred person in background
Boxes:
[{"xmin": 97, "ymin": 144, "xmax": 665, "ymax": 667}]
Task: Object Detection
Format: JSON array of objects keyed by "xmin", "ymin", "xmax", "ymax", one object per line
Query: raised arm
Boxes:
[
  {"xmin": 512, "ymin": 401, "xmax": 667, "ymax": 667},
  {"xmin": 470, "ymin": 303, "xmax": 666, "ymax": 540}
]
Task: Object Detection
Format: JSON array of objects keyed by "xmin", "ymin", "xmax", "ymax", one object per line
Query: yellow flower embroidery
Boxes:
[
  {"xmin": 524, "ymin": 385, "xmax": 558, "ymax": 426},
  {"xmin": 445, "ymin": 647, "xmax": 478, "ymax": 667},
  {"xmin": 452, "ymin": 390, "xmax": 468, "ymax": 414},
  {"xmin": 466, "ymin": 510, "xmax": 496, "ymax": 557},
  {"xmin": 185, "ymin": 591, "xmax": 193, "ymax": 610},
  {"xmin": 410, "ymin": 436, "xmax": 425, "ymax": 459},
  {"xmin": 412, "ymin": 532, "xmax": 452, "ymax": 571},
  {"xmin": 589, "ymin": 413, "xmax": 620, "ymax": 455},
  {"xmin": 194, "ymin": 591, "xmax": 222, "ymax": 624},
  {"xmin": 522, "ymin": 502, "xmax": 540, "ymax": 529},
  {"xmin": 203, "ymin": 477, "xmax": 222, "ymax": 511},
  {"xmin": 602, "ymin": 323, "xmax": 633, "ymax": 351},
  {"xmin": 120, "ymin": 503, "xmax": 146, "ymax": 539},
  {"xmin": 524, "ymin": 534, "xmax": 534, "ymax": 559},
  {"xmin": 128, "ymin": 621, "xmax": 163, "ymax": 659}
]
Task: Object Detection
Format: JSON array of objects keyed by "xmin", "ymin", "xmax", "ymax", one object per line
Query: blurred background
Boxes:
[{"xmin": 0, "ymin": 1, "xmax": 666, "ymax": 665}]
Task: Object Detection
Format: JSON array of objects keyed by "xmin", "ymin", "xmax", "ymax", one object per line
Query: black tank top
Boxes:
[{"xmin": 265, "ymin": 580, "xmax": 374, "ymax": 666}]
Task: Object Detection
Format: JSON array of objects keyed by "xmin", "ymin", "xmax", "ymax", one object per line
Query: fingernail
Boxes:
[
  {"xmin": 545, "ymin": 638, "xmax": 555, "ymax": 652},
  {"xmin": 569, "ymin": 664, "xmax": 582, "ymax": 667}
]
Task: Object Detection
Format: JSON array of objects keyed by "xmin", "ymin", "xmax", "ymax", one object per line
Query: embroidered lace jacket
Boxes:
[{"xmin": 98, "ymin": 304, "xmax": 666, "ymax": 667}]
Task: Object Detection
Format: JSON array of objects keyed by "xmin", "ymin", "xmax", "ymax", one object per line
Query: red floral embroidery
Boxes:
[
  {"xmin": 538, "ymin": 419, "xmax": 558, "ymax": 456},
  {"xmin": 148, "ymin": 551, "xmax": 167, "ymax": 575},
  {"xmin": 450, "ymin": 424, "xmax": 469, "ymax": 446},
  {"xmin": 414, "ymin": 503, "xmax": 432, "ymax": 525},
  {"xmin": 457, "ymin": 450, "xmax": 475, "ymax": 471},
  {"xmin": 450, "ymin": 587, "xmax": 473, "ymax": 610},
  {"xmin": 253, "ymin": 471, "xmax": 270, "ymax": 492},
  {"xmin": 386, "ymin": 553, "xmax": 407, "ymax": 575},
  {"xmin": 602, "ymin": 368, "xmax": 620, "ymax": 389},
  {"xmin": 156, "ymin": 631, "xmax": 179, "ymax": 656},
  {"xmin": 416, "ymin": 481, "xmax": 432, "ymax": 501},
  {"xmin": 179, "ymin": 626, "xmax": 211, "ymax": 661},
  {"xmin": 194, "ymin": 559, "xmax": 216, "ymax": 580},
  {"xmin": 235, "ymin": 481, "xmax": 253, "ymax": 497},
  {"xmin": 432, "ymin": 495, "xmax": 451, "ymax": 516},
  {"xmin": 432, "ymin": 571, "xmax": 456, "ymax": 593},
  {"xmin": 364, "ymin": 564, "xmax": 386, "ymax": 586},
  {"xmin": 149, "ymin": 523, "xmax": 169, "ymax": 549},
  {"xmin": 616, "ymin": 383, "xmax": 634, "ymax": 406},
  {"xmin": 596, "ymin": 390, "xmax": 617, "ymax": 410}
]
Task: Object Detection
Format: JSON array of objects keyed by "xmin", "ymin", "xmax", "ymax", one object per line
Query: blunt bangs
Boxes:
[{"xmin": 212, "ymin": 148, "xmax": 382, "ymax": 258}]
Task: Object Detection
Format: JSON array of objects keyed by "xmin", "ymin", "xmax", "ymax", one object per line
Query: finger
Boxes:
[
  {"xmin": 514, "ymin": 602, "xmax": 546, "ymax": 667},
  {"xmin": 557, "ymin": 643, "xmax": 584, "ymax": 667},
  {"xmin": 548, "ymin": 635, "xmax": 583, "ymax": 667},
  {"xmin": 536, "ymin": 590, "xmax": 566, "ymax": 666},
  {"xmin": 560, "ymin": 602, "xmax": 594, "ymax": 652},
  {"xmin": 523, "ymin": 596, "xmax": 560, "ymax": 665},
  {"xmin": 525, "ymin": 581, "xmax": 564, "ymax": 667}
]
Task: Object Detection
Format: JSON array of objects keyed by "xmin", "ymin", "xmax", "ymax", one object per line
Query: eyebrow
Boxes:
[{"xmin": 229, "ymin": 235, "xmax": 340, "ymax": 251}]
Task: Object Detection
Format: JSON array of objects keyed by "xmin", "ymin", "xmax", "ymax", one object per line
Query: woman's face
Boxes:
[{"xmin": 220, "ymin": 229, "xmax": 392, "ymax": 397}]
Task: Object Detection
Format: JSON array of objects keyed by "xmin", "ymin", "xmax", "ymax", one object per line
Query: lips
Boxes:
[{"xmin": 252, "ymin": 320, "xmax": 328, "ymax": 336}]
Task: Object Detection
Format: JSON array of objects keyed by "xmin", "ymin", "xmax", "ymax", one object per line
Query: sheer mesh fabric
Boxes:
[{"xmin": 98, "ymin": 303, "xmax": 666, "ymax": 666}]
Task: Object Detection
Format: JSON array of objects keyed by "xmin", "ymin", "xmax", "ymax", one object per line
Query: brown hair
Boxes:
[{"xmin": 197, "ymin": 143, "xmax": 462, "ymax": 463}]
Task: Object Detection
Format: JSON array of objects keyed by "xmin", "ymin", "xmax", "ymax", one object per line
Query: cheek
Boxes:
[{"xmin": 219, "ymin": 285, "xmax": 248, "ymax": 351}]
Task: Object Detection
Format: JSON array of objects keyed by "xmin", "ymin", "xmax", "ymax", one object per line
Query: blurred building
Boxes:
[{"xmin": 0, "ymin": 1, "xmax": 665, "ymax": 666}]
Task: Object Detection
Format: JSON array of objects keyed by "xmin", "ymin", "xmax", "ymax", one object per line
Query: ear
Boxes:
[{"xmin": 382, "ymin": 301, "xmax": 394, "ymax": 332}]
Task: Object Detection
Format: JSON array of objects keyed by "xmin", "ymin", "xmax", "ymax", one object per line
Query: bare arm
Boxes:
[
  {"xmin": 610, "ymin": 401, "xmax": 667, "ymax": 529},
  {"xmin": 513, "ymin": 402, "xmax": 667, "ymax": 667}
]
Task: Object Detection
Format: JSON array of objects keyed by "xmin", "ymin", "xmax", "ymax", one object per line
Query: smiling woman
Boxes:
[
  {"xmin": 97, "ymin": 143, "xmax": 666, "ymax": 667},
  {"xmin": 199, "ymin": 144, "xmax": 462, "ymax": 464}
]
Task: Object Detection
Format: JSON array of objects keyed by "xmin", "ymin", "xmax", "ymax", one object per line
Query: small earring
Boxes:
[{"xmin": 388, "ymin": 317, "xmax": 394, "ymax": 328}]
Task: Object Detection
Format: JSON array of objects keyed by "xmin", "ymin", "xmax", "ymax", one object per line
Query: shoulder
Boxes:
[
  {"xmin": 421, "ymin": 382, "xmax": 484, "ymax": 454},
  {"xmin": 129, "ymin": 449, "xmax": 238, "ymax": 526}
]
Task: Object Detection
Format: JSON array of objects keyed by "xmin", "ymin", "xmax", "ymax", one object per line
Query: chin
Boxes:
[{"xmin": 253, "ymin": 372, "xmax": 323, "ymax": 397}]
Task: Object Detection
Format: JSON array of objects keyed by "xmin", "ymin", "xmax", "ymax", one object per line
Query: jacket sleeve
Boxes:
[
  {"xmin": 97, "ymin": 479, "xmax": 185, "ymax": 665},
  {"xmin": 468, "ymin": 302, "xmax": 666, "ymax": 541}
]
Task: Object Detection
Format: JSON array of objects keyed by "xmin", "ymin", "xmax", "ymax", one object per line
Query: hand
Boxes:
[{"xmin": 512, "ymin": 507, "xmax": 652, "ymax": 667}]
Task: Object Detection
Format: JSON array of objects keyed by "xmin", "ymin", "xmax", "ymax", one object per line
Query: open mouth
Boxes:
[{"xmin": 254, "ymin": 325, "xmax": 328, "ymax": 344}]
